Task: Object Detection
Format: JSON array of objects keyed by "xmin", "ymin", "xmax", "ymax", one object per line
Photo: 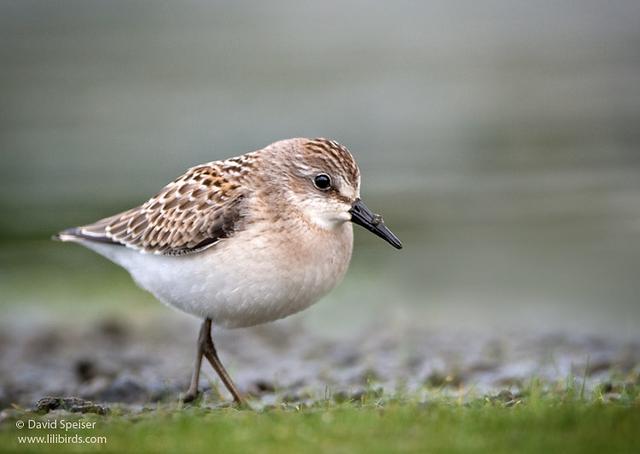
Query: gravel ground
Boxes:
[{"xmin": 1, "ymin": 314, "xmax": 638, "ymax": 413}]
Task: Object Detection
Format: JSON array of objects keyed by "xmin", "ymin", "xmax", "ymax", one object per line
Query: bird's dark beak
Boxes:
[{"xmin": 349, "ymin": 198, "xmax": 403, "ymax": 249}]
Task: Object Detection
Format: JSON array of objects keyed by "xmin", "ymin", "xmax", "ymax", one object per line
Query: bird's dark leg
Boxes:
[
  {"xmin": 182, "ymin": 318, "xmax": 244, "ymax": 405},
  {"xmin": 182, "ymin": 320, "xmax": 208, "ymax": 403},
  {"xmin": 201, "ymin": 320, "xmax": 245, "ymax": 404}
]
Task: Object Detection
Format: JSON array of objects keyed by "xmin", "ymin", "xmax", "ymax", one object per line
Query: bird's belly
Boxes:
[
  {"xmin": 103, "ymin": 224, "xmax": 353, "ymax": 328},
  {"xmin": 154, "ymin": 255, "xmax": 334, "ymax": 328}
]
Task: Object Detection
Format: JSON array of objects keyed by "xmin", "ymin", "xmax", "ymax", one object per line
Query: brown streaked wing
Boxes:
[{"xmin": 73, "ymin": 164, "xmax": 247, "ymax": 256}]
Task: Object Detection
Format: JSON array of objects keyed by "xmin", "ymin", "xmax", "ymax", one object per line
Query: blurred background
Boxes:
[{"xmin": 2, "ymin": 0, "xmax": 640, "ymax": 340}]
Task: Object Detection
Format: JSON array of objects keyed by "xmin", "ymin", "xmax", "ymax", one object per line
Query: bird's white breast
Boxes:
[{"xmin": 82, "ymin": 220, "xmax": 354, "ymax": 328}]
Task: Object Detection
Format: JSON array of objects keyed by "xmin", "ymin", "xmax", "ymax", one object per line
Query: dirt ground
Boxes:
[{"xmin": 1, "ymin": 313, "xmax": 638, "ymax": 413}]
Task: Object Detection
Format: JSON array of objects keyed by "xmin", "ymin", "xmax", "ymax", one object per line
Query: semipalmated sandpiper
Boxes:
[{"xmin": 56, "ymin": 137, "xmax": 402, "ymax": 404}]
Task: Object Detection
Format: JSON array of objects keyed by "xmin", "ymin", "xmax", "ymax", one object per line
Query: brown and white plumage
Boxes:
[
  {"xmin": 56, "ymin": 137, "xmax": 401, "ymax": 404},
  {"xmin": 56, "ymin": 138, "xmax": 370, "ymax": 325},
  {"xmin": 58, "ymin": 157, "xmax": 254, "ymax": 255},
  {"xmin": 58, "ymin": 138, "xmax": 362, "ymax": 256}
]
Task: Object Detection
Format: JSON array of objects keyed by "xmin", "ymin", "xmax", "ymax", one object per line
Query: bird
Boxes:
[{"xmin": 55, "ymin": 137, "xmax": 402, "ymax": 405}]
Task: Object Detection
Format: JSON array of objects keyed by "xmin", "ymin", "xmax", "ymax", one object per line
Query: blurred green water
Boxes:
[{"xmin": 1, "ymin": 1, "xmax": 640, "ymax": 337}]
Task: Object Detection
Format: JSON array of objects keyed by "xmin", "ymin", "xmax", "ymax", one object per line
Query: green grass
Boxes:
[{"xmin": 2, "ymin": 387, "xmax": 639, "ymax": 454}]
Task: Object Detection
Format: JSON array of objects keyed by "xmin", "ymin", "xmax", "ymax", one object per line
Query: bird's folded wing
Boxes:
[{"xmin": 59, "ymin": 164, "xmax": 247, "ymax": 256}]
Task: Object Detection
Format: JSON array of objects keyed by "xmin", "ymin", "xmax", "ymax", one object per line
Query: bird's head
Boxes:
[{"xmin": 264, "ymin": 137, "xmax": 402, "ymax": 249}]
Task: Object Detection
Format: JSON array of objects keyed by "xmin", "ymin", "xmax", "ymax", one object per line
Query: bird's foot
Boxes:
[
  {"xmin": 233, "ymin": 398, "xmax": 251, "ymax": 410},
  {"xmin": 181, "ymin": 389, "xmax": 200, "ymax": 404}
]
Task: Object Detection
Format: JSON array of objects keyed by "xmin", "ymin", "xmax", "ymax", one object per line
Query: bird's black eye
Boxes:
[{"xmin": 313, "ymin": 173, "xmax": 332, "ymax": 190}]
